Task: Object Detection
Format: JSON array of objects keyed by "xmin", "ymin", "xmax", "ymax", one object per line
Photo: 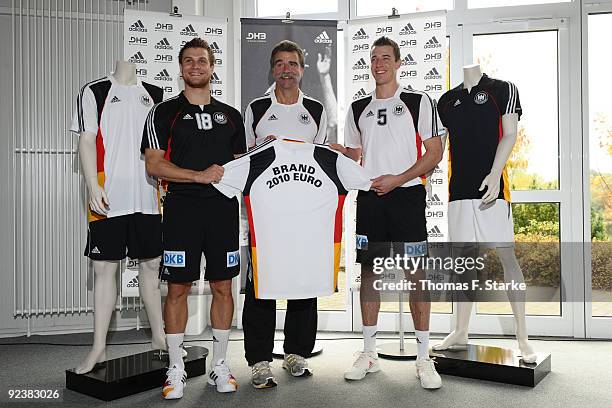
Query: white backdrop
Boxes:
[{"xmin": 123, "ymin": 9, "xmax": 228, "ymax": 101}]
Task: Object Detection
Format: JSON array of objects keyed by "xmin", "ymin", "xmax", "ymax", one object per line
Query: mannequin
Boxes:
[
  {"xmin": 74, "ymin": 61, "xmax": 166, "ymax": 374},
  {"xmin": 432, "ymin": 64, "xmax": 537, "ymax": 363}
]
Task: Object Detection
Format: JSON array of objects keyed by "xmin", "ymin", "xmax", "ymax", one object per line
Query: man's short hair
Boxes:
[
  {"xmin": 269, "ymin": 40, "xmax": 305, "ymax": 69},
  {"xmin": 178, "ymin": 37, "xmax": 215, "ymax": 66},
  {"xmin": 372, "ymin": 36, "xmax": 401, "ymax": 61}
]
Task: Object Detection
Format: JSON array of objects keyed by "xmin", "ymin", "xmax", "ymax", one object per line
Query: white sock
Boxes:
[
  {"xmin": 363, "ymin": 325, "xmax": 378, "ymax": 352},
  {"xmin": 212, "ymin": 328, "xmax": 230, "ymax": 365},
  {"xmin": 166, "ymin": 333, "xmax": 185, "ymax": 370},
  {"xmin": 415, "ymin": 330, "xmax": 430, "ymax": 361}
]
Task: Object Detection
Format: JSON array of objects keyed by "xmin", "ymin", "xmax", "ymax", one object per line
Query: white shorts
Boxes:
[{"xmin": 448, "ymin": 199, "xmax": 514, "ymax": 247}]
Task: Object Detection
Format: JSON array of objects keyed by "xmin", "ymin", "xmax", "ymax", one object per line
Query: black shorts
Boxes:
[
  {"xmin": 356, "ymin": 185, "xmax": 428, "ymax": 265},
  {"xmin": 85, "ymin": 213, "xmax": 162, "ymax": 261},
  {"xmin": 160, "ymin": 193, "xmax": 240, "ymax": 283}
]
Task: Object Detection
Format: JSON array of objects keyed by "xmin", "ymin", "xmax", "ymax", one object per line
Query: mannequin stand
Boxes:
[
  {"xmin": 431, "ymin": 344, "xmax": 550, "ymax": 387},
  {"xmin": 377, "ymin": 292, "xmax": 418, "ymax": 360},
  {"xmin": 66, "ymin": 346, "xmax": 208, "ymax": 401}
]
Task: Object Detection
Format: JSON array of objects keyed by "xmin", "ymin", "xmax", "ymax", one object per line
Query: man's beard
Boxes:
[{"xmin": 183, "ymin": 75, "xmax": 210, "ymax": 88}]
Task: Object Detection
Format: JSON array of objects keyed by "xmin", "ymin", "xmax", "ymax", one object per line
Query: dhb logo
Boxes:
[
  {"xmin": 353, "ymin": 43, "xmax": 369, "ymax": 52},
  {"xmin": 353, "ymin": 73, "xmax": 370, "ymax": 81},
  {"xmin": 400, "ymin": 39, "xmax": 417, "ymax": 48},
  {"xmin": 164, "ymin": 251, "xmax": 185, "ymax": 267},
  {"xmin": 424, "ymin": 21, "xmax": 442, "ymax": 30},
  {"xmin": 128, "ymin": 36, "xmax": 147, "ymax": 45},
  {"xmin": 426, "ymin": 84, "xmax": 443, "ymax": 92},
  {"xmin": 246, "ymin": 32, "xmax": 266, "ymax": 40},
  {"xmin": 155, "ymin": 23, "xmax": 173, "ymax": 31},
  {"xmin": 404, "ymin": 242, "xmax": 428, "ymax": 257},
  {"xmin": 206, "ymin": 27, "xmax": 223, "ymax": 35},
  {"xmin": 400, "ymin": 70, "xmax": 417, "ymax": 78},
  {"xmin": 227, "ymin": 250, "xmax": 239, "ymax": 267},
  {"xmin": 211, "ymin": 89, "xmax": 223, "ymax": 96},
  {"xmin": 376, "ymin": 26, "xmax": 392, "ymax": 34},
  {"xmin": 155, "ymin": 54, "xmax": 173, "ymax": 62}
]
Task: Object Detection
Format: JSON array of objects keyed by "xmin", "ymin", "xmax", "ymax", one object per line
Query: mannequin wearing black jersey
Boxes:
[
  {"xmin": 75, "ymin": 60, "xmax": 165, "ymax": 374},
  {"xmin": 433, "ymin": 64, "xmax": 537, "ymax": 363}
]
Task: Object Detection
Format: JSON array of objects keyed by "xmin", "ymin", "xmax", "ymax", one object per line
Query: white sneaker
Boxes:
[
  {"xmin": 344, "ymin": 350, "xmax": 380, "ymax": 381},
  {"xmin": 162, "ymin": 364, "xmax": 187, "ymax": 399},
  {"xmin": 207, "ymin": 359, "xmax": 238, "ymax": 393},
  {"xmin": 415, "ymin": 358, "xmax": 442, "ymax": 389}
]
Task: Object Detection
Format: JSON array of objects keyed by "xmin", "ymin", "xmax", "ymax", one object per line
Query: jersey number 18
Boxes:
[{"xmin": 195, "ymin": 113, "xmax": 213, "ymax": 130}]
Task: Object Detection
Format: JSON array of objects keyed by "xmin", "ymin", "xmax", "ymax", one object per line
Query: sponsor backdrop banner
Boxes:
[
  {"xmin": 124, "ymin": 9, "xmax": 227, "ymax": 101},
  {"xmin": 123, "ymin": 10, "xmax": 226, "ymax": 295},
  {"xmin": 241, "ymin": 19, "xmax": 339, "ymax": 143},
  {"xmin": 346, "ymin": 12, "xmax": 449, "ymax": 288}
]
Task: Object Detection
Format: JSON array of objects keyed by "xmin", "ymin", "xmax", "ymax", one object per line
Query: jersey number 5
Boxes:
[
  {"xmin": 195, "ymin": 113, "xmax": 213, "ymax": 130},
  {"xmin": 377, "ymin": 109, "xmax": 387, "ymax": 126}
]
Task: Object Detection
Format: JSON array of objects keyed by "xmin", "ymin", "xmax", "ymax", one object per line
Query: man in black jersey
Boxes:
[{"xmin": 142, "ymin": 38, "xmax": 246, "ymax": 398}]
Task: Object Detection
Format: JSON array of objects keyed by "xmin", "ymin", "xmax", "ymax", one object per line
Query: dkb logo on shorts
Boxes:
[
  {"xmin": 226, "ymin": 250, "xmax": 239, "ymax": 267},
  {"xmin": 164, "ymin": 251, "xmax": 186, "ymax": 267}
]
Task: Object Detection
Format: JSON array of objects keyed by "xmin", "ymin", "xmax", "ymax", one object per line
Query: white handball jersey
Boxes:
[
  {"xmin": 344, "ymin": 86, "xmax": 441, "ymax": 187},
  {"xmin": 244, "ymin": 84, "xmax": 328, "ymax": 148},
  {"xmin": 70, "ymin": 76, "xmax": 163, "ymax": 221},
  {"xmin": 214, "ymin": 139, "xmax": 372, "ymax": 300}
]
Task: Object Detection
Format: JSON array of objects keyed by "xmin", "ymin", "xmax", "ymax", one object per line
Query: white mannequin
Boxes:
[
  {"xmin": 75, "ymin": 60, "xmax": 166, "ymax": 374},
  {"xmin": 432, "ymin": 64, "xmax": 537, "ymax": 363}
]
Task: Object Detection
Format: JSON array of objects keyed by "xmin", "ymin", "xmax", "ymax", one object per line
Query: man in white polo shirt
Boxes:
[{"xmin": 242, "ymin": 40, "xmax": 328, "ymax": 389}]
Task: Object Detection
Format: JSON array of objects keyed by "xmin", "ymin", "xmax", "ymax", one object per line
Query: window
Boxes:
[
  {"xmin": 256, "ymin": 0, "xmax": 338, "ymax": 17},
  {"xmin": 469, "ymin": 0, "xmax": 570, "ymax": 8},
  {"xmin": 473, "ymin": 31, "xmax": 559, "ymax": 190},
  {"xmin": 588, "ymin": 13, "xmax": 612, "ymax": 318},
  {"xmin": 355, "ymin": 0, "xmax": 453, "ymax": 17}
]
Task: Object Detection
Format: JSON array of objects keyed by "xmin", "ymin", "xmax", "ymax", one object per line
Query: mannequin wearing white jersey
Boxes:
[
  {"xmin": 432, "ymin": 64, "xmax": 536, "ymax": 363},
  {"xmin": 75, "ymin": 60, "xmax": 165, "ymax": 374}
]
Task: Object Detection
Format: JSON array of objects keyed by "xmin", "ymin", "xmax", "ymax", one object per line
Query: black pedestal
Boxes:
[
  {"xmin": 65, "ymin": 346, "xmax": 208, "ymax": 401},
  {"xmin": 272, "ymin": 341, "xmax": 324, "ymax": 358},
  {"xmin": 377, "ymin": 343, "xmax": 418, "ymax": 360},
  {"xmin": 431, "ymin": 344, "xmax": 550, "ymax": 387}
]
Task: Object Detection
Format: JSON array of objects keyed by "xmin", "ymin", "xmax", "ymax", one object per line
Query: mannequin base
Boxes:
[
  {"xmin": 272, "ymin": 341, "xmax": 324, "ymax": 358},
  {"xmin": 66, "ymin": 346, "xmax": 208, "ymax": 401},
  {"xmin": 430, "ymin": 344, "xmax": 550, "ymax": 387},
  {"xmin": 376, "ymin": 342, "xmax": 418, "ymax": 360}
]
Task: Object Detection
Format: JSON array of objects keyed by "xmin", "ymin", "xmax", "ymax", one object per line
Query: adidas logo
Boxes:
[
  {"xmin": 268, "ymin": 114, "xmax": 278, "ymax": 121},
  {"xmin": 404, "ymin": 84, "xmax": 415, "ymax": 91},
  {"xmin": 428, "ymin": 225, "xmax": 443, "ymax": 237},
  {"xmin": 128, "ymin": 20, "xmax": 146, "ymax": 32},
  {"xmin": 352, "ymin": 27, "xmax": 368, "ymax": 40},
  {"xmin": 210, "ymin": 72, "xmax": 221, "ymax": 84},
  {"xmin": 454, "ymin": 99, "xmax": 461, "ymax": 107},
  {"xmin": 429, "ymin": 193, "xmax": 443, "ymax": 205},
  {"xmin": 314, "ymin": 30, "xmax": 332, "ymax": 44},
  {"xmin": 91, "ymin": 246, "xmax": 100, "ymax": 254},
  {"xmin": 128, "ymin": 51, "xmax": 146, "ymax": 64},
  {"xmin": 424, "ymin": 67, "xmax": 442, "ymax": 80},
  {"xmin": 365, "ymin": 110, "xmax": 374, "ymax": 118},
  {"xmin": 180, "ymin": 24, "xmax": 198, "ymax": 36},
  {"xmin": 183, "ymin": 113, "xmax": 193, "ymax": 120},
  {"xmin": 154, "ymin": 69, "xmax": 172, "ymax": 81},
  {"xmin": 210, "ymin": 42, "xmax": 222, "ymax": 54},
  {"xmin": 126, "ymin": 277, "xmax": 139, "ymax": 288},
  {"xmin": 154, "ymin": 37, "xmax": 173, "ymax": 50},
  {"xmin": 110, "ymin": 96, "xmax": 121, "ymax": 103},
  {"xmin": 353, "ymin": 88, "xmax": 367, "ymax": 100},
  {"xmin": 424, "ymin": 36, "xmax": 442, "ymax": 49},
  {"xmin": 401, "ymin": 54, "xmax": 416, "ymax": 66},
  {"xmin": 399, "ymin": 23, "xmax": 416, "ymax": 35},
  {"xmin": 353, "ymin": 58, "xmax": 368, "ymax": 70}
]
